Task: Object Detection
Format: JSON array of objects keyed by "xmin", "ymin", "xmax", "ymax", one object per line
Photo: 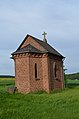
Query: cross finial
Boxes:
[{"xmin": 42, "ymin": 32, "xmax": 47, "ymax": 43}]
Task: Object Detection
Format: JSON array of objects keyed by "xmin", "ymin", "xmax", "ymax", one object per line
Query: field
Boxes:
[{"xmin": 0, "ymin": 78, "xmax": 79, "ymax": 119}]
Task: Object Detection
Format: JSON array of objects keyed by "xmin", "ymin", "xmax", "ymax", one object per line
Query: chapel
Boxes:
[{"xmin": 12, "ymin": 33, "xmax": 65, "ymax": 93}]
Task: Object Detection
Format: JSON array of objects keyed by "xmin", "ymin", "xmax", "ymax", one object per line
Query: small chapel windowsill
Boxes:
[
  {"xmin": 55, "ymin": 78, "xmax": 61, "ymax": 82},
  {"xmin": 55, "ymin": 77, "xmax": 58, "ymax": 80},
  {"xmin": 35, "ymin": 78, "xmax": 40, "ymax": 80}
]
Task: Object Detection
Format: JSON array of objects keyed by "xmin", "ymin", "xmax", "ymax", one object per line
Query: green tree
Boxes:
[{"xmin": 64, "ymin": 69, "xmax": 67, "ymax": 88}]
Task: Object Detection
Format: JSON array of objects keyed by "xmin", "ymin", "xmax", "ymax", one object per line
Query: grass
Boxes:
[
  {"xmin": 67, "ymin": 79, "xmax": 79, "ymax": 84},
  {"xmin": 0, "ymin": 78, "xmax": 79, "ymax": 119},
  {"xmin": 0, "ymin": 78, "xmax": 15, "ymax": 93},
  {"xmin": 67, "ymin": 79, "xmax": 79, "ymax": 88}
]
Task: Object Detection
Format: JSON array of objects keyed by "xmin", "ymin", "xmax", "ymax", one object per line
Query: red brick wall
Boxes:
[
  {"xmin": 13, "ymin": 54, "xmax": 64, "ymax": 93},
  {"xmin": 29, "ymin": 56, "xmax": 43, "ymax": 92},
  {"xmin": 48, "ymin": 55, "xmax": 64, "ymax": 91},
  {"xmin": 42, "ymin": 55, "xmax": 50, "ymax": 93},
  {"xmin": 14, "ymin": 56, "xmax": 30, "ymax": 93},
  {"xmin": 14, "ymin": 54, "xmax": 44, "ymax": 93}
]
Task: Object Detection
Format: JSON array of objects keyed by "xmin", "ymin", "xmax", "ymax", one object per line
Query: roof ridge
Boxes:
[{"xmin": 30, "ymin": 35, "xmax": 64, "ymax": 57}]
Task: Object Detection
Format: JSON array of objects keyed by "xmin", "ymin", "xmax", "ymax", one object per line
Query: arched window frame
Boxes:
[
  {"xmin": 35, "ymin": 63, "xmax": 38, "ymax": 79},
  {"xmin": 53, "ymin": 62, "xmax": 59, "ymax": 79}
]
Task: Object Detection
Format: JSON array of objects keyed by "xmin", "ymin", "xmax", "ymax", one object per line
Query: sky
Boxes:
[{"xmin": 0, "ymin": 0, "xmax": 79, "ymax": 75}]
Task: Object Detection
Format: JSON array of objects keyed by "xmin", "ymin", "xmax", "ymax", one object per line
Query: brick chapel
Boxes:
[{"xmin": 12, "ymin": 33, "xmax": 65, "ymax": 93}]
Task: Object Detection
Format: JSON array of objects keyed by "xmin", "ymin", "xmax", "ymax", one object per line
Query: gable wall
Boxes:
[{"xmin": 20, "ymin": 36, "xmax": 45, "ymax": 51}]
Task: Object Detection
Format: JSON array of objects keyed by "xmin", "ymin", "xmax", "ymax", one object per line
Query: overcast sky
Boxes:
[{"xmin": 0, "ymin": 0, "xmax": 79, "ymax": 75}]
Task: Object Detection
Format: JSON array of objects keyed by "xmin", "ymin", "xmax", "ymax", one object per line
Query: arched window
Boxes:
[
  {"xmin": 54, "ymin": 62, "xmax": 60, "ymax": 80},
  {"xmin": 53, "ymin": 62, "xmax": 58, "ymax": 79},
  {"xmin": 55, "ymin": 64, "xmax": 57, "ymax": 78},
  {"xmin": 35, "ymin": 63, "xmax": 37, "ymax": 79}
]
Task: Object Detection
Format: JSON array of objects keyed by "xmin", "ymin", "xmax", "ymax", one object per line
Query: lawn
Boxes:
[
  {"xmin": 67, "ymin": 79, "xmax": 79, "ymax": 84},
  {"xmin": 67, "ymin": 79, "xmax": 79, "ymax": 88},
  {"xmin": 0, "ymin": 78, "xmax": 79, "ymax": 119},
  {"xmin": 0, "ymin": 78, "xmax": 15, "ymax": 93}
]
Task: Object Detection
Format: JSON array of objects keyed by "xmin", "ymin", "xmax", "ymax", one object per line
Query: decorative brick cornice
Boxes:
[
  {"xmin": 42, "ymin": 53, "xmax": 48, "ymax": 58},
  {"xmin": 12, "ymin": 53, "xmax": 43, "ymax": 59}
]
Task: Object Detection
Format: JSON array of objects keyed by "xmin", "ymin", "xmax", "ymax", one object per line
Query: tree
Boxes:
[{"xmin": 64, "ymin": 68, "xmax": 67, "ymax": 88}]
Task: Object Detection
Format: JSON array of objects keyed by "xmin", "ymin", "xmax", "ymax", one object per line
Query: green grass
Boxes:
[
  {"xmin": 67, "ymin": 79, "xmax": 79, "ymax": 88},
  {"xmin": 67, "ymin": 79, "xmax": 79, "ymax": 84},
  {"xmin": 0, "ymin": 78, "xmax": 79, "ymax": 119},
  {"xmin": 0, "ymin": 78, "xmax": 15, "ymax": 93}
]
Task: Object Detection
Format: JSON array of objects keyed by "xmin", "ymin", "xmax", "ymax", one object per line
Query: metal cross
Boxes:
[{"xmin": 42, "ymin": 32, "xmax": 47, "ymax": 40}]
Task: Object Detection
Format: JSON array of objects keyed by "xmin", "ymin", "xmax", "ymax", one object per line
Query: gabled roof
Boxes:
[
  {"xmin": 12, "ymin": 34, "xmax": 64, "ymax": 58},
  {"xmin": 30, "ymin": 35, "xmax": 64, "ymax": 58}
]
